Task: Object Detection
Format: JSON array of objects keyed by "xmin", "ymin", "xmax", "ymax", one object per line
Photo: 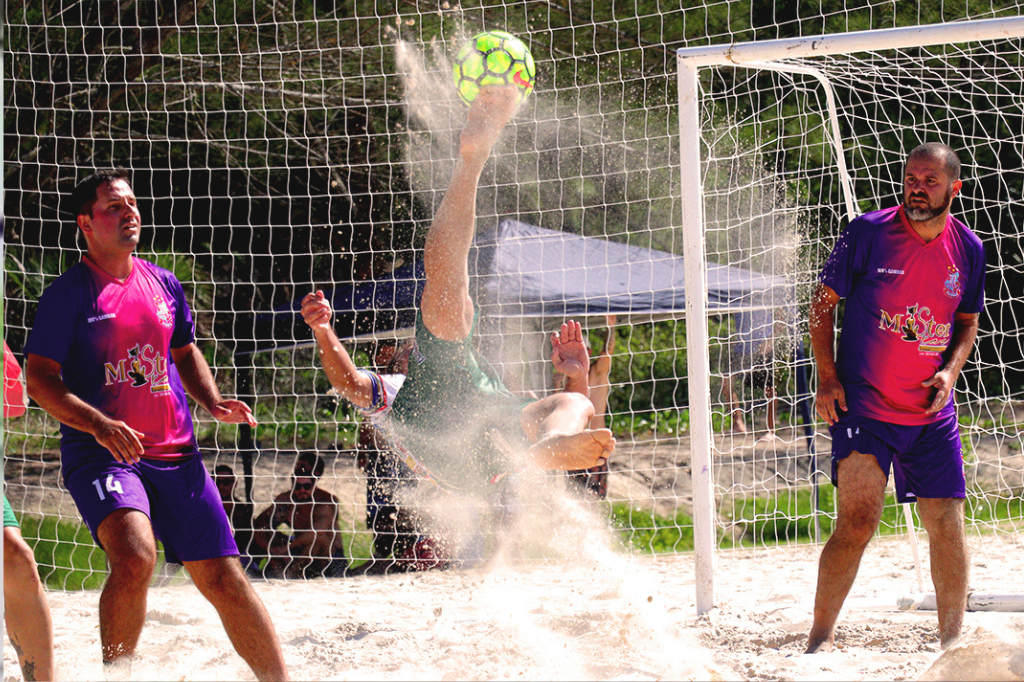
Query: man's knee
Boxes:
[
  {"xmin": 108, "ymin": 549, "xmax": 157, "ymax": 587},
  {"xmin": 833, "ymin": 454, "xmax": 887, "ymax": 545},
  {"xmin": 3, "ymin": 530, "xmax": 41, "ymax": 586},
  {"xmin": 917, "ymin": 498, "xmax": 965, "ymax": 537},
  {"xmin": 189, "ymin": 556, "xmax": 252, "ymax": 601},
  {"xmin": 98, "ymin": 510, "xmax": 158, "ymax": 581},
  {"xmin": 833, "ymin": 506, "xmax": 882, "ymax": 547}
]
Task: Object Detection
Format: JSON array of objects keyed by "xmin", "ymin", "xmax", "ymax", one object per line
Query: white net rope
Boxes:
[
  {"xmin": 4, "ymin": 2, "xmax": 1024, "ymax": 592},
  {"xmin": 697, "ymin": 36, "xmax": 1024, "ymax": 552}
]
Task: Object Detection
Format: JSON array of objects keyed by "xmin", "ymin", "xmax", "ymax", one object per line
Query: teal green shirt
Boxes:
[{"xmin": 388, "ymin": 316, "xmax": 532, "ymax": 493}]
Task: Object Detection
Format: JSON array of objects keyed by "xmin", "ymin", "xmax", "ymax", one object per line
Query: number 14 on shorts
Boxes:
[{"xmin": 92, "ymin": 475, "xmax": 124, "ymax": 500}]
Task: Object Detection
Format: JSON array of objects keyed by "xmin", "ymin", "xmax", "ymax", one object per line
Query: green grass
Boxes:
[
  {"xmin": 343, "ymin": 527, "xmax": 375, "ymax": 567},
  {"xmin": 18, "ymin": 487, "xmax": 1024, "ymax": 590},
  {"xmin": 610, "ymin": 504, "xmax": 695, "ymax": 554},
  {"xmin": 20, "ymin": 514, "xmax": 179, "ymax": 591},
  {"xmin": 612, "ymin": 484, "xmax": 1024, "ymax": 555},
  {"xmin": 965, "ymin": 493, "xmax": 1024, "ymax": 531},
  {"xmin": 19, "ymin": 515, "xmax": 108, "ymax": 590}
]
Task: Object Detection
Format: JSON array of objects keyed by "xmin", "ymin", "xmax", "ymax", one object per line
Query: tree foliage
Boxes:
[{"xmin": 5, "ymin": 0, "xmax": 1023, "ymax": 402}]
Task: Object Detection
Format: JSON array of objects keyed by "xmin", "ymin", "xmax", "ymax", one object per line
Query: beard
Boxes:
[{"xmin": 904, "ymin": 186, "xmax": 954, "ymax": 221}]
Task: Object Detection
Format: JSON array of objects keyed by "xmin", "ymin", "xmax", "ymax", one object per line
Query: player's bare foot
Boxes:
[
  {"xmin": 527, "ymin": 429, "xmax": 615, "ymax": 470},
  {"xmin": 940, "ymin": 626, "xmax": 965, "ymax": 650},
  {"xmin": 804, "ymin": 636, "xmax": 834, "ymax": 654},
  {"xmin": 755, "ymin": 430, "xmax": 779, "ymax": 444},
  {"xmin": 460, "ymin": 86, "xmax": 519, "ymax": 166}
]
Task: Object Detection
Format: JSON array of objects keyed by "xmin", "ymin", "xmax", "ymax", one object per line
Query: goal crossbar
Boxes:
[
  {"xmin": 677, "ymin": 16, "xmax": 1024, "ymax": 615},
  {"xmin": 677, "ymin": 15, "xmax": 1024, "ymax": 66}
]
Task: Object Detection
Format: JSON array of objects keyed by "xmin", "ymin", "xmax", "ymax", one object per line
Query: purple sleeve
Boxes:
[
  {"xmin": 161, "ymin": 271, "xmax": 196, "ymax": 349},
  {"xmin": 24, "ymin": 271, "xmax": 80, "ymax": 366},
  {"xmin": 957, "ymin": 231, "xmax": 986, "ymax": 315},
  {"xmin": 819, "ymin": 220, "xmax": 868, "ymax": 298}
]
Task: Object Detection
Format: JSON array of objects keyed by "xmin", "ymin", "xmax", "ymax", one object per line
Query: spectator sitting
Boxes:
[
  {"xmin": 213, "ymin": 464, "xmax": 256, "ymax": 572},
  {"xmin": 251, "ymin": 452, "xmax": 348, "ymax": 579},
  {"xmin": 355, "ymin": 414, "xmax": 420, "ymax": 572},
  {"xmin": 348, "ymin": 341, "xmax": 453, "ymax": 575},
  {"xmin": 722, "ymin": 308, "xmax": 781, "ymax": 443}
]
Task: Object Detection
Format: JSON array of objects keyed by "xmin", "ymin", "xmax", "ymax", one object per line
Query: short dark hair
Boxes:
[
  {"xmin": 387, "ymin": 340, "xmax": 418, "ymax": 375},
  {"xmin": 214, "ymin": 464, "xmax": 235, "ymax": 478},
  {"xmin": 70, "ymin": 168, "xmax": 132, "ymax": 219},
  {"xmin": 294, "ymin": 451, "xmax": 325, "ymax": 479},
  {"xmin": 907, "ymin": 143, "xmax": 961, "ymax": 182}
]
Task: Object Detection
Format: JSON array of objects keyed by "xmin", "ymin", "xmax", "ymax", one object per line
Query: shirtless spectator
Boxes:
[{"xmin": 251, "ymin": 452, "xmax": 348, "ymax": 579}]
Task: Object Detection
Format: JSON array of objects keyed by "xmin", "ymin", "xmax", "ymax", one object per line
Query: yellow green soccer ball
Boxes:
[{"xmin": 452, "ymin": 30, "xmax": 536, "ymax": 106}]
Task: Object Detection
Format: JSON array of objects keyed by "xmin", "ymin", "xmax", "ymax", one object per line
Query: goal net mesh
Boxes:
[
  {"xmin": 693, "ymin": 33, "xmax": 1024, "ymax": 555},
  {"xmin": 3, "ymin": 2, "xmax": 1023, "ymax": 592}
]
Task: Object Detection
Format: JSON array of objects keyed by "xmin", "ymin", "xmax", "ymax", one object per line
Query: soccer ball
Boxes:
[{"xmin": 452, "ymin": 30, "xmax": 536, "ymax": 107}]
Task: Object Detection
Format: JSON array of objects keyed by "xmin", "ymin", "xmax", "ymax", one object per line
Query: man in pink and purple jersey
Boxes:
[
  {"xmin": 24, "ymin": 169, "xmax": 289, "ymax": 680},
  {"xmin": 805, "ymin": 143, "xmax": 985, "ymax": 653}
]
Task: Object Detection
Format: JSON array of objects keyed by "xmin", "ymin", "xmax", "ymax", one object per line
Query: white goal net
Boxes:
[
  {"xmin": 679, "ymin": 17, "xmax": 1024, "ymax": 607},
  {"xmin": 3, "ymin": 2, "xmax": 1024, "ymax": 614}
]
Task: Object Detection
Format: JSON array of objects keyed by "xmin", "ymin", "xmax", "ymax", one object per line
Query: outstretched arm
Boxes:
[
  {"xmin": 420, "ymin": 86, "xmax": 520, "ymax": 342},
  {"xmin": 809, "ymin": 283, "xmax": 845, "ymax": 425},
  {"xmin": 301, "ymin": 290, "xmax": 374, "ymax": 408},
  {"xmin": 588, "ymin": 315, "xmax": 617, "ymax": 428},
  {"xmin": 172, "ymin": 343, "xmax": 258, "ymax": 427}
]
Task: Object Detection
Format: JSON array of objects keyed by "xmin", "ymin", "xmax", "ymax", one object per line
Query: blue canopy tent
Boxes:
[
  {"xmin": 235, "ymin": 219, "xmax": 815, "ymax": 499},
  {"xmin": 242, "ymin": 219, "xmax": 800, "ymax": 350}
]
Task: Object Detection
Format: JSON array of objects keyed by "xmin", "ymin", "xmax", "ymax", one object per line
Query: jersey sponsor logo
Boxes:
[
  {"xmin": 943, "ymin": 265, "xmax": 963, "ymax": 298},
  {"xmin": 104, "ymin": 344, "xmax": 172, "ymax": 393},
  {"xmin": 86, "ymin": 312, "xmax": 117, "ymax": 324},
  {"xmin": 878, "ymin": 303, "xmax": 952, "ymax": 354},
  {"xmin": 154, "ymin": 295, "xmax": 174, "ymax": 328}
]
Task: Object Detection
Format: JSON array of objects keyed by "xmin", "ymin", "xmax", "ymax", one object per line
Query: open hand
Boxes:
[
  {"xmin": 460, "ymin": 86, "xmax": 519, "ymax": 165},
  {"xmin": 815, "ymin": 375, "xmax": 847, "ymax": 426},
  {"xmin": 210, "ymin": 399, "xmax": 258, "ymax": 427},
  {"xmin": 94, "ymin": 419, "xmax": 146, "ymax": 464},
  {"xmin": 551, "ymin": 320, "xmax": 589, "ymax": 379},
  {"xmin": 923, "ymin": 368, "xmax": 956, "ymax": 414}
]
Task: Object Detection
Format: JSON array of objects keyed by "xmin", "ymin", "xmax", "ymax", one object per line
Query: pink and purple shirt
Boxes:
[
  {"xmin": 25, "ymin": 257, "xmax": 200, "ymax": 461},
  {"xmin": 820, "ymin": 205, "xmax": 985, "ymax": 425}
]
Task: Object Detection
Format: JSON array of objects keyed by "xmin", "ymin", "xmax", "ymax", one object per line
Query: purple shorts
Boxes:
[
  {"xmin": 62, "ymin": 451, "xmax": 238, "ymax": 564},
  {"xmin": 829, "ymin": 412, "xmax": 966, "ymax": 503}
]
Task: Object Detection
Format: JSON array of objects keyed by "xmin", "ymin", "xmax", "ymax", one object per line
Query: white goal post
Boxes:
[{"xmin": 678, "ymin": 15, "xmax": 1024, "ymax": 614}]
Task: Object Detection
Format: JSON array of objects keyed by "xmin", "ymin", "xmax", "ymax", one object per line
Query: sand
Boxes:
[
  {"xmin": 5, "ymin": 423, "xmax": 1024, "ymax": 681},
  {"xmin": 6, "ymin": 508, "xmax": 1024, "ymax": 681}
]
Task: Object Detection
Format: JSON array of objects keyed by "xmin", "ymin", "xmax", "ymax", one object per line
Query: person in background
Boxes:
[
  {"xmin": 354, "ymin": 342, "xmax": 418, "ymax": 569},
  {"xmin": 23, "ymin": 169, "xmax": 288, "ymax": 679},
  {"xmin": 250, "ymin": 451, "xmax": 348, "ymax": 579},
  {"xmin": 213, "ymin": 464, "xmax": 256, "ymax": 572},
  {"xmin": 357, "ymin": 425, "xmax": 420, "ymax": 570},
  {"xmin": 3, "ymin": 339, "xmax": 56, "ymax": 681},
  {"xmin": 721, "ymin": 308, "xmax": 781, "ymax": 443}
]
